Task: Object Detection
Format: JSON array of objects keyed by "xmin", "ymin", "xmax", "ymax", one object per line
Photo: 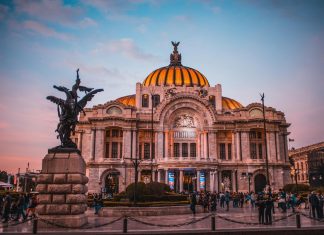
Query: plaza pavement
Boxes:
[{"xmin": 1, "ymin": 206, "xmax": 324, "ymax": 234}]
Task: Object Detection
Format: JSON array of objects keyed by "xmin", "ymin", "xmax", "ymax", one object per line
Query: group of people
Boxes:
[
  {"xmin": 189, "ymin": 190, "xmax": 324, "ymax": 223},
  {"xmin": 0, "ymin": 192, "xmax": 37, "ymax": 223}
]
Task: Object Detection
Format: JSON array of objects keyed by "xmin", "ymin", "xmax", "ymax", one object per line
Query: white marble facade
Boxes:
[{"xmin": 74, "ymin": 45, "xmax": 291, "ymax": 194}]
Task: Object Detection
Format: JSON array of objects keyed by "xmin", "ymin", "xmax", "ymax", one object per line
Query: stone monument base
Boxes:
[
  {"xmin": 38, "ymin": 214, "xmax": 88, "ymax": 228},
  {"xmin": 36, "ymin": 149, "xmax": 89, "ymax": 228}
]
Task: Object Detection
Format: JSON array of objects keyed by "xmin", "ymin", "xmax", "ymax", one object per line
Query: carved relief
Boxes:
[
  {"xmin": 164, "ymin": 87, "xmax": 177, "ymax": 99},
  {"xmin": 174, "ymin": 114, "xmax": 195, "ymax": 128}
]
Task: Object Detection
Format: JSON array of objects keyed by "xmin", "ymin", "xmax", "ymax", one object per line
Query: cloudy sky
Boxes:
[{"xmin": 0, "ymin": 0, "xmax": 323, "ymax": 173}]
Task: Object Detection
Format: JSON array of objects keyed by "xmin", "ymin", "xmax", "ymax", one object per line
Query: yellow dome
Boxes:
[
  {"xmin": 143, "ymin": 66, "xmax": 209, "ymax": 87},
  {"xmin": 116, "ymin": 94, "xmax": 243, "ymax": 110},
  {"xmin": 116, "ymin": 95, "xmax": 136, "ymax": 106},
  {"xmin": 143, "ymin": 41, "xmax": 209, "ymax": 87},
  {"xmin": 222, "ymin": 97, "xmax": 243, "ymax": 110}
]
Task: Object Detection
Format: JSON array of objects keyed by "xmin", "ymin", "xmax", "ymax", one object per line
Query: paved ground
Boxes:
[{"xmin": 1, "ymin": 206, "xmax": 324, "ymax": 234}]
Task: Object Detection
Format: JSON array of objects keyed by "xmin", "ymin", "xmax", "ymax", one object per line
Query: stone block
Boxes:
[
  {"xmin": 83, "ymin": 175, "xmax": 89, "ymax": 184},
  {"xmin": 67, "ymin": 174, "xmax": 83, "ymax": 184},
  {"xmin": 36, "ymin": 204, "xmax": 46, "ymax": 215},
  {"xmin": 70, "ymin": 204, "xmax": 87, "ymax": 215},
  {"xmin": 46, "ymin": 204, "xmax": 70, "ymax": 215},
  {"xmin": 42, "ymin": 152, "xmax": 86, "ymax": 174},
  {"xmin": 36, "ymin": 184, "xmax": 47, "ymax": 193},
  {"xmin": 37, "ymin": 194, "xmax": 52, "ymax": 204},
  {"xmin": 66, "ymin": 194, "xmax": 86, "ymax": 204},
  {"xmin": 71, "ymin": 184, "xmax": 87, "ymax": 194},
  {"xmin": 47, "ymin": 184, "xmax": 71, "ymax": 194},
  {"xmin": 52, "ymin": 194, "xmax": 66, "ymax": 204},
  {"xmin": 37, "ymin": 174, "xmax": 53, "ymax": 184},
  {"xmin": 53, "ymin": 174, "xmax": 66, "ymax": 183}
]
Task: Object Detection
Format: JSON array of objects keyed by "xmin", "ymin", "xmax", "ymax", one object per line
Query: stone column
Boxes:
[
  {"xmin": 36, "ymin": 150, "xmax": 88, "ymax": 228},
  {"xmin": 164, "ymin": 131, "xmax": 169, "ymax": 160},
  {"xmin": 276, "ymin": 132, "xmax": 280, "ymax": 161},
  {"xmin": 209, "ymin": 171, "xmax": 214, "ymax": 192},
  {"xmin": 232, "ymin": 170, "xmax": 236, "ymax": 192},
  {"xmin": 235, "ymin": 132, "xmax": 240, "ymax": 160},
  {"xmin": 170, "ymin": 131, "xmax": 174, "ymax": 159},
  {"xmin": 196, "ymin": 170, "xmax": 200, "ymax": 192},
  {"xmin": 77, "ymin": 132, "xmax": 83, "ymax": 153},
  {"xmin": 214, "ymin": 170, "xmax": 219, "ymax": 192},
  {"xmin": 204, "ymin": 132, "xmax": 208, "ymax": 159},
  {"xmin": 165, "ymin": 169, "xmax": 168, "ymax": 184},
  {"xmin": 179, "ymin": 169, "xmax": 183, "ymax": 193},
  {"xmin": 157, "ymin": 170, "xmax": 161, "ymax": 183},
  {"xmin": 231, "ymin": 132, "xmax": 235, "ymax": 161},
  {"xmin": 95, "ymin": 128, "xmax": 105, "ymax": 161},
  {"xmin": 197, "ymin": 132, "xmax": 201, "ymax": 160},
  {"xmin": 90, "ymin": 129, "xmax": 96, "ymax": 160},
  {"xmin": 152, "ymin": 170, "xmax": 156, "ymax": 182},
  {"xmin": 138, "ymin": 170, "xmax": 142, "ymax": 182}
]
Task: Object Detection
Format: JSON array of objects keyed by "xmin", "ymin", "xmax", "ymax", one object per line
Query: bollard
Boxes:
[
  {"xmin": 32, "ymin": 218, "xmax": 38, "ymax": 234},
  {"xmin": 296, "ymin": 213, "xmax": 301, "ymax": 228},
  {"xmin": 123, "ymin": 217, "xmax": 128, "ymax": 233},
  {"xmin": 211, "ymin": 215, "xmax": 216, "ymax": 231}
]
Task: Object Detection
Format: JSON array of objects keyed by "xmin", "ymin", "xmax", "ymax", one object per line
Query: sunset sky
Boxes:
[{"xmin": 0, "ymin": 0, "xmax": 323, "ymax": 174}]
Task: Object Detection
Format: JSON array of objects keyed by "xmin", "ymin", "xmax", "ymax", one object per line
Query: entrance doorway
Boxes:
[
  {"xmin": 105, "ymin": 172, "xmax": 119, "ymax": 197},
  {"xmin": 254, "ymin": 174, "xmax": 267, "ymax": 193},
  {"xmin": 183, "ymin": 171, "xmax": 195, "ymax": 193}
]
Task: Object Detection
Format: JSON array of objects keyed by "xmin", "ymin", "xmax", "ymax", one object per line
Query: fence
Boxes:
[{"xmin": 1, "ymin": 211, "xmax": 323, "ymax": 234}]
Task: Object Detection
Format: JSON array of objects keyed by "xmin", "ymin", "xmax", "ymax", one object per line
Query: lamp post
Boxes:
[
  {"xmin": 150, "ymin": 92, "xmax": 155, "ymax": 182},
  {"xmin": 294, "ymin": 168, "xmax": 299, "ymax": 195},
  {"xmin": 260, "ymin": 93, "xmax": 270, "ymax": 193},
  {"xmin": 241, "ymin": 172, "xmax": 253, "ymax": 193},
  {"xmin": 124, "ymin": 157, "xmax": 142, "ymax": 205}
]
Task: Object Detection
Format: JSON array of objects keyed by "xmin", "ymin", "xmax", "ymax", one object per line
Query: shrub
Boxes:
[
  {"xmin": 283, "ymin": 184, "xmax": 310, "ymax": 193},
  {"xmin": 145, "ymin": 182, "xmax": 171, "ymax": 195},
  {"xmin": 126, "ymin": 182, "xmax": 146, "ymax": 201}
]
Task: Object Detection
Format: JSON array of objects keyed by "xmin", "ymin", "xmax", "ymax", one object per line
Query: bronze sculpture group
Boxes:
[{"xmin": 47, "ymin": 69, "xmax": 103, "ymax": 149}]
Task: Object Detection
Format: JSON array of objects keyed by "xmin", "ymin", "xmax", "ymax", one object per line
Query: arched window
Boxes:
[
  {"xmin": 209, "ymin": 95, "xmax": 215, "ymax": 108},
  {"xmin": 106, "ymin": 106, "xmax": 122, "ymax": 115},
  {"xmin": 142, "ymin": 94, "xmax": 149, "ymax": 107},
  {"xmin": 152, "ymin": 94, "xmax": 160, "ymax": 107}
]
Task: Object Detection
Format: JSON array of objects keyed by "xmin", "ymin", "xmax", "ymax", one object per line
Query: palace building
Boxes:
[{"xmin": 75, "ymin": 42, "xmax": 291, "ymax": 194}]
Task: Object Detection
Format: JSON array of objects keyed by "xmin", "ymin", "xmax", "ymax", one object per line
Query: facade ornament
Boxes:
[
  {"xmin": 174, "ymin": 114, "xmax": 195, "ymax": 128},
  {"xmin": 170, "ymin": 41, "xmax": 182, "ymax": 65},
  {"xmin": 164, "ymin": 87, "xmax": 177, "ymax": 99},
  {"xmin": 223, "ymin": 176, "xmax": 231, "ymax": 192},
  {"xmin": 196, "ymin": 88, "xmax": 208, "ymax": 98}
]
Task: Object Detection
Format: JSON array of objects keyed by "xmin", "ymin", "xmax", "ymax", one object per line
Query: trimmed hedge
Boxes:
[{"xmin": 102, "ymin": 200, "xmax": 189, "ymax": 207}]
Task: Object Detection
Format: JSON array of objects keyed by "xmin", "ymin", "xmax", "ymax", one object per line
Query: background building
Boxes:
[
  {"xmin": 289, "ymin": 142, "xmax": 324, "ymax": 186},
  {"xmin": 75, "ymin": 43, "xmax": 291, "ymax": 194}
]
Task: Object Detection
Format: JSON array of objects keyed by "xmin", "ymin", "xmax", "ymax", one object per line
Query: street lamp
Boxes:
[
  {"xmin": 260, "ymin": 93, "xmax": 270, "ymax": 193},
  {"xmin": 124, "ymin": 156, "xmax": 142, "ymax": 205},
  {"xmin": 241, "ymin": 172, "xmax": 253, "ymax": 193}
]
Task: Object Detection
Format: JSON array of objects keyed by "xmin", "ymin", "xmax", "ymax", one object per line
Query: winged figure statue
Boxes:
[{"xmin": 47, "ymin": 69, "xmax": 103, "ymax": 149}]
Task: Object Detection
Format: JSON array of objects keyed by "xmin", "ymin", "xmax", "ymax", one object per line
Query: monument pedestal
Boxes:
[{"xmin": 36, "ymin": 150, "xmax": 88, "ymax": 228}]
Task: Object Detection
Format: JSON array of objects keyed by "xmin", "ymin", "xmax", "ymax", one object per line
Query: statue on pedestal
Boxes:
[{"xmin": 47, "ymin": 69, "xmax": 103, "ymax": 150}]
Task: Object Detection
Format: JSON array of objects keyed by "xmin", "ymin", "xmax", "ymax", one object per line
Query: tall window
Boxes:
[
  {"xmin": 139, "ymin": 144, "xmax": 142, "ymax": 159},
  {"xmin": 152, "ymin": 95, "xmax": 160, "ymax": 107},
  {"xmin": 220, "ymin": 143, "xmax": 226, "ymax": 160},
  {"xmin": 190, "ymin": 143, "xmax": 196, "ymax": 158},
  {"xmin": 228, "ymin": 143, "xmax": 232, "ymax": 160},
  {"xmin": 112, "ymin": 142, "xmax": 118, "ymax": 158},
  {"xmin": 182, "ymin": 143, "xmax": 188, "ymax": 158},
  {"xmin": 106, "ymin": 129, "xmax": 123, "ymax": 158},
  {"xmin": 209, "ymin": 95, "xmax": 215, "ymax": 108},
  {"xmin": 174, "ymin": 143, "xmax": 180, "ymax": 158},
  {"xmin": 152, "ymin": 144, "xmax": 155, "ymax": 159},
  {"xmin": 250, "ymin": 130, "xmax": 263, "ymax": 159},
  {"xmin": 142, "ymin": 94, "xmax": 149, "ymax": 107},
  {"xmin": 144, "ymin": 143, "xmax": 150, "ymax": 159}
]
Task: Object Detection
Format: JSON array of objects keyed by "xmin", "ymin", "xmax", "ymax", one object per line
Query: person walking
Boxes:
[
  {"xmin": 256, "ymin": 193, "xmax": 265, "ymax": 224},
  {"xmin": 26, "ymin": 195, "xmax": 37, "ymax": 218},
  {"xmin": 1, "ymin": 192, "xmax": 11, "ymax": 223},
  {"xmin": 211, "ymin": 193, "xmax": 217, "ymax": 212},
  {"xmin": 220, "ymin": 192, "xmax": 225, "ymax": 208},
  {"xmin": 309, "ymin": 191, "xmax": 319, "ymax": 218},
  {"xmin": 265, "ymin": 194, "xmax": 273, "ymax": 225},
  {"xmin": 14, "ymin": 193, "xmax": 27, "ymax": 221},
  {"xmin": 225, "ymin": 191, "xmax": 230, "ymax": 211},
  {"xmin": 190, "ymin": 193, "xmax": 197, "ymax": 215}
]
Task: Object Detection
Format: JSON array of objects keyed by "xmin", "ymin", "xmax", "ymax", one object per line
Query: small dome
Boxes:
[
  {"xmin": 116, "ymin": 95, "xmax": 136, "ymax": 106},
  {"xmin": 143, "ymin": 42, "xmax": 209, "ymax": 87},
  {"xmin": 222, "ymin": 97, "xmax": 243, "ymax": 110}
]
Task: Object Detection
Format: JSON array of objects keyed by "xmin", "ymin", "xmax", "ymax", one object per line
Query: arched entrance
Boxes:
[
  {"xmin": 254, "ymin": 174, "xmax": 267, "ymax": 193},
  {"xmin": 105, "ymin": 172, "xmax": 119, "ymax": 197}
]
